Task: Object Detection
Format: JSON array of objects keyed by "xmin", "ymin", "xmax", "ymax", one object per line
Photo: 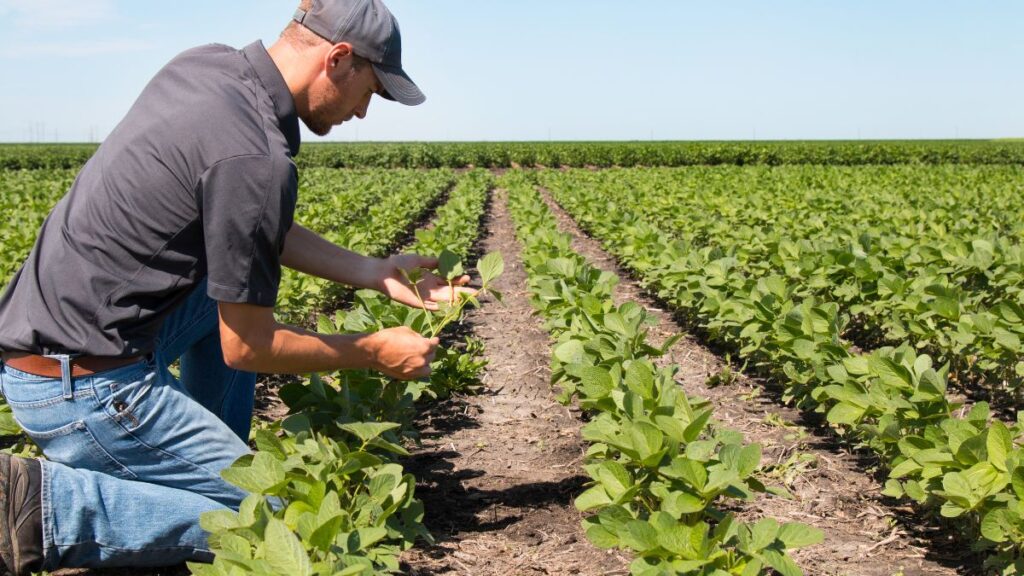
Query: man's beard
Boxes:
[
  {"xmin": 305, "ymin": 116, "xmax": 333, "ymax": 137},
  {"xmin": 303, "ymin": 80, "xmax": 342, "ymax": 136}
]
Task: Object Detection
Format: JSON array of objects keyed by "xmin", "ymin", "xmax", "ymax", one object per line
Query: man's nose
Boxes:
[{"xmin": 355, "ymin": 98, "xmax": 370, "ymax": 120}]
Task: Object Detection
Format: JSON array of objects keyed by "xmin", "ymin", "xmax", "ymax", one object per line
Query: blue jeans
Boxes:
[{"xmin": 0, "ymin": 279, "xmax": 256, "ymax": 570}]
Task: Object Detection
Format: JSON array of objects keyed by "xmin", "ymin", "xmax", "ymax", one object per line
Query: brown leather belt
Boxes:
[{"xmin": 1, "ymin": 352, "xmax": 145, "ymax": 378}]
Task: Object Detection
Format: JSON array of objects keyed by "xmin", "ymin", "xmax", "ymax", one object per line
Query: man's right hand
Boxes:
[{"xmin": 364, "ymin": 326, "xmax": 440, "ymax": 380}]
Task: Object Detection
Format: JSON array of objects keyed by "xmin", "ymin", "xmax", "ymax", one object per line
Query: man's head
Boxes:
[{"xmin": 273, "ymin": 0, "xmax": 424, "ymax": 136}]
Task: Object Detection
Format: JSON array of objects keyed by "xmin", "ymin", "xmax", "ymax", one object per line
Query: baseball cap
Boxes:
[{"xmin": 292, "ymin": 0, "xmax": 425, "ymax": 106}]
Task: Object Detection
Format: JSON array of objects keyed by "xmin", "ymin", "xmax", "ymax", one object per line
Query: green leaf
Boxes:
[
  {"xmin": 220, "ymin": 452, "xmax": 287, "ymax": 495},
  {"xmin": 987, "ymin": 420, "xmax": 1012, "ymax": 472},
  {"xmin": 593, "ymin": 461, "xmax": 632, "ymax": 499},
  {"xmin": 667, "ymin": 492, "xmax": 706, "ymax": 515},
  {"xmin": 339, "ymin": 422, "xmax": 400, "ymax": 444},
  {"xmin": 253, "ymin": 430, "xmax": 287, "ymax": 459},
  {"xmin": 620, "ymin": 520, "xmax": 659, "ymax": 553},
  {"xmin": 624, "ymin": 361, "xmax": 655, "ymax": 399},
  {"xmin": 199, "ymin": 509, "xmax": 241, "ymax": 533},
  {"xmin": 0, "ymin": 406, "xmax": 23, "ymax": 437},
  {"xmin": 735, "ymin": 444, "xmax": 762, "ymax": 478},
  {"xmin": 585, "ymin": 524, "xmax": 620, "ymax": 549},
  {"xmin": 777, "ymin": 522, "xmax": 824, "ymax": 549},
  {"xmin": 881, "ymin": 479, "xmax": 904, "ymax": 498},
  {"xmin": 438, "ymin": 249, "xmax": 464, "ymax": 281},
  {"xmin": 628, "ymin": 421, "xmax": 665, "ymax": 463},
  {"xmin": 477, "ymin": 252, "xmax": 504, "ymax": 285},
  {"xmin": 749, "ymin": 518, "xmax": 780, "ymax": 550},
  {"xmin": 762, "ymin": 549, "xmax": 804, "ymax": 576},
  {"xmin": 575, "ymin": 485, "xmax": 612, "ymax": 512},
  {"xmin": 826, "ymin": 402, "xmax": 865, "ymax": 426},
  {"xmin": 981, "ymin": 509, "xmax": 1010, "ymax": 543},
  {"xmin": 264, "ymin": 518, "xmax": 312, "ymax": 576},
  {"xmin": 554, "ymin": 340, "xmax": 586, "ymax": 364},
  {"xmin": 577, "ymin": 366, "xmax": 615, "ymax": 398}
]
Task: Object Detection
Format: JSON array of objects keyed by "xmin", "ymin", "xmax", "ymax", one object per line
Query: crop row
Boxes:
[
  {"xmin": 542, "ymin": 173, "xmax": 1024, "ymax": 573},
  {"xmin": 538, "ymin": 166, "xmax": 1024, "ymax": 404},
  {"xmin": 191, "ymin": 171, "xmax": 498, "ymax": 575},
  {"xmin": 503, "ymin": 172, "xmax": 821, "ymax": 576},
  {"xmin": 5, "ymin": 140, "xmax": 1024, "ymax": 171}
]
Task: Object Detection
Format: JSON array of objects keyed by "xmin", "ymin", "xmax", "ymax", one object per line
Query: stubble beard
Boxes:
[{"xmin": 303, "ymin": 79, "xmax": 343, "ymax": 137}]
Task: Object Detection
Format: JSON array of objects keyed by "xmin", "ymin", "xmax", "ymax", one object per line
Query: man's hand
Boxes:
[
  {"xmin": 377, "ymin": 254, "xmax": 477, "ymax": 311},
  {"xmin": 365, "ymin": 326, "xmax": 440, "ymax": 380}
]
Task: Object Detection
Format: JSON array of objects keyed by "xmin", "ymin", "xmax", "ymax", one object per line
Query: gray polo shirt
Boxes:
[{"xmin": 0, "ymin": 41, "xmax": 300, "ymax": 358}]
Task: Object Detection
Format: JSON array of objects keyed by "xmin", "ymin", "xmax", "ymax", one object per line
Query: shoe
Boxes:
[{"xmin": 0, "ymin": 454, "xmax": 43, "ymax": 576}]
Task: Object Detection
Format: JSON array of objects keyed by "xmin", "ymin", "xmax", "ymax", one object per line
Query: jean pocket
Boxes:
[
  {"xmin": 95, "ymin": 369, "xmax": 159, "ymax": 433},
  {"xmin": 17, "ymin": 419, "xmax": 138, "ymax": 481}
]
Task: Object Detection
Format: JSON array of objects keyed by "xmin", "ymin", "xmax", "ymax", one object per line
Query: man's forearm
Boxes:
[
  {"xmin": 227, "ymin": 321, "xmax": 377, "ymax": 374},
  {"xmin": 281, "ymin": 223, "xmax": 384, "ymax": 290},
  {"xmin": 217, "ymin": 301, "xmax": 436, "ymax": 379}
]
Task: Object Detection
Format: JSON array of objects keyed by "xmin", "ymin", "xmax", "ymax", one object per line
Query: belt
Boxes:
[{"xmin": 1, "ymin": 352, "xmax": 145, "ymax": 378}]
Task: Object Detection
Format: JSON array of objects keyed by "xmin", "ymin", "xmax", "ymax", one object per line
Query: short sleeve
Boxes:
[{"xmin": 196, "ymin": 154, "xmax": 296, "ymax": 307}]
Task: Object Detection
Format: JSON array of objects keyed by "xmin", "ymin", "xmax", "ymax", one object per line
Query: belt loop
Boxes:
[{"xmin": 44, "ymin": 354, "xmax": 75, "ymax": 399}]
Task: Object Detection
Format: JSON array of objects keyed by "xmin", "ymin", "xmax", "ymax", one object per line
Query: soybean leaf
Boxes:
[
  {"xmin": 265, "ymin": 518, "xmax": 312, "ymax": 576},
  {"xmin": 478, "ymin": 252, "xmax": 504, "ymax": 285}
]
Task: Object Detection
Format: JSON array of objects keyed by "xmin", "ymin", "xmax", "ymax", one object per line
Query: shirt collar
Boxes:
[{"xmin": 241, "ymin": 40, "xmax": 301, "ymax": 157}]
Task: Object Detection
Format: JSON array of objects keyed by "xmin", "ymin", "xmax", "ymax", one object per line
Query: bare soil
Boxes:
[
  {"xmin": 539, "ymin": 189, "xmax": 975, "ymax": 576},
  {"xmin": 400, "ymin": 189, "xmax": 630, "ymax": 575}
]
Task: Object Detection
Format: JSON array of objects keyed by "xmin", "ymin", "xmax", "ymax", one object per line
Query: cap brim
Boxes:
[{"xmin": 373, "ymin": 63, "xmax": 426, "ymax": 106}]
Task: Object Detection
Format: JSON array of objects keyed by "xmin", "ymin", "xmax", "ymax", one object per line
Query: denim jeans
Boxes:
[{"xmin": 0, "ymin": 278, "xmax": 257, "ymax": 570}]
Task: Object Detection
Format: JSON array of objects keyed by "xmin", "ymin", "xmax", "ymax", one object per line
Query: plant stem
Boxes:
[{"xmin": 411, "ymin": 283, "xmax": 437, "ymax": 335}]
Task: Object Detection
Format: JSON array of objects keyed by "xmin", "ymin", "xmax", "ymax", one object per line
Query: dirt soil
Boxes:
[
  {"xmin": 539, "ymin": 188, "xmax": 975, "ymax": 576},
  {"xmin": 400, "ymin": 189, "xmax": 630, "ymax": 575}
]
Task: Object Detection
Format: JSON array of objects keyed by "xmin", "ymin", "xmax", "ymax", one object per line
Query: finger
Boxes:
[
  {"xmin": 421, "ymin": 301, "xmax": 440, "ymax": 311},
  {"xmin": 409, "ymin": 254, "xmax": 439, "ymax": 270},
  {"xmin": 428, "ymin": 337, "xmax": 441, "ymax": 348},
  {"xmin": 455, "ymin": 274, "xmax": 471, "ymax": 286},
  {"xmin": 414, "ymin": 365, "xmax": 432, "ymax": 379},
  {"xmin": 455, "ymin": 286, "xmax": 479, "ymax": 296}
]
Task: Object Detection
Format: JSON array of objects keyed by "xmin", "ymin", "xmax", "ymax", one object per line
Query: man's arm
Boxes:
[
  {"xmin": 281, "ymin": 223, "xmax": 477, "ymax": 310},
  {"xmin": 218, "ymin": 301, "xmax": 438, "ymax": 379},
  {"xmin": 281, "ymin": 223, "xmax": 385, "ymax": 291}
]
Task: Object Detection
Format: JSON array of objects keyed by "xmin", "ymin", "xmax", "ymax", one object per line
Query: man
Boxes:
[{"xmin": 0, "ymin": 0, "xmax": 464, "ymax": 572}]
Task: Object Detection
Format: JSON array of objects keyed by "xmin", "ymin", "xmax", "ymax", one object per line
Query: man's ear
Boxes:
[{"xmin": 325, "ymin": 41, "xmax": 355, "ymax": 72}]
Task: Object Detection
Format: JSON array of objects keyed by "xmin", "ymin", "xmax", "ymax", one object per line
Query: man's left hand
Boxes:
[{"xmin": 377, "ymin": 254, "xmax": 477, "ymax": 311}]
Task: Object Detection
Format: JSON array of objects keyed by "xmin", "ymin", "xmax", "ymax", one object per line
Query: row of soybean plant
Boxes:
[
  {"xmin": 291, "ymin": 140, "xmax": 1024, "ymax": 170},
  {"xmin": 190, "ymin": 170, "xmax": 502, "ymax": 576},
  {"xmin": 543, "ymin": 170, "xmax": 1024, "ymax": 573},
  {"xmin": 277, "ymin": 168, "xmax": 457, "ymax": 325},
  {"xmin": 502, "ymin": 171, "xmax": 821, "ymax": 576},
  {"xmin": 7, "ymin": 140, "xmax": 1024, "ymax": 171},
  {"xmin": 538, "ymin": 167, "xmax": 1024, "ymax": 405}
]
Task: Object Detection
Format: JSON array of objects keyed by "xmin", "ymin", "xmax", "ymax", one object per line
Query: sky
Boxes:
[{"xmin": 0, "ymin": 0, "xmax": 1021, "ymax": 143}]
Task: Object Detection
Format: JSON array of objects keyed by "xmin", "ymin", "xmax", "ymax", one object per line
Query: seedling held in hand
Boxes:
[{"xmin": 400, "ymin": 250, "xmax": 504, "ymax": 338}]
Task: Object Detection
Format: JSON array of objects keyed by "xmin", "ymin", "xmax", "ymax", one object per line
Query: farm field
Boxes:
[{"xmin": 1, "ymin": 141, "xmax": 1024, "ymax": 575}]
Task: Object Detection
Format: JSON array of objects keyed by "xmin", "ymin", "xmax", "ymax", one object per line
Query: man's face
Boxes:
[{"xmin": 303, "ymin": 53, "xmax": 381, "ymax": 137}]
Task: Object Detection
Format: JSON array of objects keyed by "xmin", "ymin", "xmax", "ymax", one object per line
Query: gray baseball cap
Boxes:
[{"xmin": 292, "ymin": 0, "xmax": 425, "ymax": 106}]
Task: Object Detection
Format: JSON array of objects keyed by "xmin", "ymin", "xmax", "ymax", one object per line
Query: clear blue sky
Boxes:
[{"xmin": 0, "ymin": 0, "xmax": 1021, "ymax": 142}]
